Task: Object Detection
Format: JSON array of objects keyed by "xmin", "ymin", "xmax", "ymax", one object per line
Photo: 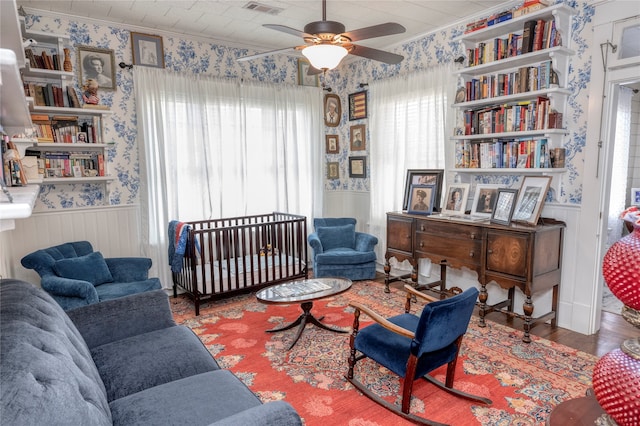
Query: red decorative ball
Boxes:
[
  {"xmin": 592, "ymin": 347, "xmax": 640, "ymax": 425},
  {"xmin": 602, "ymin": 226, "xmax": 640, "ymax": 310}
]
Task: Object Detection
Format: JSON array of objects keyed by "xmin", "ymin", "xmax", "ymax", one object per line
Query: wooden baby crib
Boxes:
[{"xmin": 172, "ymin": 212, "xmax": 308, "ymax": 315}]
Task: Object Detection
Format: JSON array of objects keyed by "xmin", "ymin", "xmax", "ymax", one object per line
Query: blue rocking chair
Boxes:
[{"xmin": 346, "ymin": 285, "xmax": 491, "ymax": 425}]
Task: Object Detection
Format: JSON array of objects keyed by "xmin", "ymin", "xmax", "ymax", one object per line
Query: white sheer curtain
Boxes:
[
  {"xmin": 607, "ymin": 85, "xmax": 633, "ymax": 246},
  {"xmin": 369, "ymin": 64, "xmax": 456, "ymax": 264},
  {"xmin": 134, "ymin": 67, "xmax": 324, "ymax": 288}
]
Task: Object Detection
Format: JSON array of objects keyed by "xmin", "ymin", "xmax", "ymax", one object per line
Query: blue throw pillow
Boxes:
[
  {"xmin": 53, "ymin": 252, "xmax": 114, "ymax": 286},
  {"xmin": 316, "ymin": 224, "xmax": 356, "ymax": 250}
]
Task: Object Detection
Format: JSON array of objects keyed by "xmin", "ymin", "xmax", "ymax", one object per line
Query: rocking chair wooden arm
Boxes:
[
  {"xmin": 349, "ymin": 302, "xmax": 415, "ymax": 339},
  {"xmin": 404, "ymin": 285, "xmax": 439, "ymax": 304}
]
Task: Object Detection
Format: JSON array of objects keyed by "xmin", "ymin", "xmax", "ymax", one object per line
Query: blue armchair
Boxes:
[
  {"xmin": 308, "ymin": 218, "xmax": 378, "ymax": 281},
  {"xmin": 21, "ymin": 241, "xmax": 162, "ymax": 310}
]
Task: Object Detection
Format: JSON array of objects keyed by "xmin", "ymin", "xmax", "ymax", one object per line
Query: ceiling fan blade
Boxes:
[
  {"xmin": 349, "ymin": 44, "xmax": 404, "ymax": 65},
  {"xmin": 263, "ymin": 24, "xmax": 312, "ymax": 39},
  {"xmin": 341, "ymin": 23, "xmax": 406, "ymax": 42},
  {"xmin": 236, "ymin": 47, "xmax": 297, "ymax": 62}
]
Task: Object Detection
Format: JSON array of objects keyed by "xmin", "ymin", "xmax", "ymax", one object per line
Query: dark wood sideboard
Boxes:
[{"xmin": 385, "ymin": 212, "xmax": 565, "ymax": 343}]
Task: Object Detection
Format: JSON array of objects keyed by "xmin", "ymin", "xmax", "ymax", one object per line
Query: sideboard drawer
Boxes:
[
  {"xmin": 416, "ymin": 219, "xmax": 482, "ymax": 241},
  {"xmin": 415, "ymin": 232, "xmax": 482, "ymax": 266}
]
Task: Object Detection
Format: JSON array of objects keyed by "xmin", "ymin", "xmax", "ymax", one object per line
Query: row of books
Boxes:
[
  {"xmin": 466, "ymin": 18, "xmax": 560, "ymax": 67},
  {"xmin": 463, "ymin": 61, "xmax": 558, "ymax": 102},
  {"xmin": 461, "ymin": 97, "xmax": 562, "ymax": 136},
  {"xmin": 455, "ymin": 139, "xmax": 554, "ymax": 169},
  {"xmin": 31, "ymin": 114, "xmax": 103, "ymax": 144},
  {"xmin": 24, "ymin": 47, "xmax": 62, "ymax": 71},
  {"xmin": 24, "ymin": 82, "xmax": 81, "ymax": 109},
  {"xmin": 1, "ymin": 138, "xmax": 28, "ymax": 187},
  {"xmin": 26, "ymin": 151, "xmax": 105, "ymax": 179},
  {"xmin": 464, "ymin": 0, "xmax": 550, "ymax": 34}
]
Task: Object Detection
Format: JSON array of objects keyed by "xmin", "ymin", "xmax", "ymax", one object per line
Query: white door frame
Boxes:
[{"xmin": 578, "ymin": 1, "xmax": 640, "ymax": 334}]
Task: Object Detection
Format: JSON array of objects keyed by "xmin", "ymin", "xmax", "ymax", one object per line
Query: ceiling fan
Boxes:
[{"xmin": 237, "ymin": 0, "xmax": 406, "ymax": 73}]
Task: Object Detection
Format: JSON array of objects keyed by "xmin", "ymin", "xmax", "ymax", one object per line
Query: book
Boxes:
[
  {"xmin": 67, "ymin": 86, "xmax": 81, "ymax": 109},
  {"xmin": 521, "ymin": 20, "xmax": 537, "ymax": 54}
]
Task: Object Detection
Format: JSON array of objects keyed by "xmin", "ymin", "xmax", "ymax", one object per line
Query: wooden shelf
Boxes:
[
  {"xmin": 453, "ymin": 168, "xmax": 566, "ymax": 174},
  {"xmin": 451, "ymin": 128, "xmax": 568, "ymax": 140},
  {"xmin": 453, "ymin": 87, "xmax": 571, "ymax": 109}
]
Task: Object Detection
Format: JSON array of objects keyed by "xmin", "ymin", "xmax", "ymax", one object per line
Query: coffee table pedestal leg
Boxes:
[{"xmin": 266, "ymin": 301, "xmax": 347, "ymax": 350}]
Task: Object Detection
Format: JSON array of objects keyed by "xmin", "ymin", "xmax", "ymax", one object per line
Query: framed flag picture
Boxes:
[{"xmin": 348, "ymin": 91, "xmax": 367, "ymax": 120}]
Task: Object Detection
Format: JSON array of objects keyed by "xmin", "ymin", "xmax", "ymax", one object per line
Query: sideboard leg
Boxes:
[
  {"xmin": 522, "ymin": 295, "xmax": 534, "ymax": 343},
  {"xmin": 478, "ymin": 283, "xmax": 488, "ymax": 327},
  {"xmin": 384, "ymin": 259, "xmax": 391, "ymax": 293}
]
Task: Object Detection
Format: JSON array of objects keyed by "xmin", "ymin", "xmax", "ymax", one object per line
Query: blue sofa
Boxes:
[
  {"xmin": 0, "ymin": 279, "xmax": 302, "ymax": 426},
  {"xmin": 308, "ymin": 218, "xmax": 378, "ymax": 281},
  {"xmin": 20, "ymin": 241, "xmax": 162, "ymax": 310}
]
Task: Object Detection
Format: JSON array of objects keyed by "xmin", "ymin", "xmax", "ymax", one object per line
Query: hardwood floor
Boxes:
[{"xmin": 378, "ymin": 273, "xmax": 637, "ymax": 357}]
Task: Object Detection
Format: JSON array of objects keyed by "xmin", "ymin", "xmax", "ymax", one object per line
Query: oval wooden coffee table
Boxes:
[{"xmin": 256, "ymin": 277, "xmax": 352, "ymax": 350}]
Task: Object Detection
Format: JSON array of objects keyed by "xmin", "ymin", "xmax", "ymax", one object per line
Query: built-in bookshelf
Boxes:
[{"xmin": 451, "ymin": 3, "xmax": 574, "ymax": 190}]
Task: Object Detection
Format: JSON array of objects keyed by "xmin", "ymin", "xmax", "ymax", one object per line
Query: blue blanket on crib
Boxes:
[{"xmin": 168, "ymin": 220, "xmax": 191, "ymax": 273}]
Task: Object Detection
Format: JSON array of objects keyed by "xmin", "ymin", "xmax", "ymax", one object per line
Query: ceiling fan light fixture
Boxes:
[{"xmin": 302, "ymin": 44, "xmax": 348, "ymax": 70}]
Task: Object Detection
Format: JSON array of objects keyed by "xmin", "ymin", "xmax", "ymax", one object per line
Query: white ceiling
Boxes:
[{"xmin": 16, "ymin": 0, "xmax": 511, "ymax": 56}]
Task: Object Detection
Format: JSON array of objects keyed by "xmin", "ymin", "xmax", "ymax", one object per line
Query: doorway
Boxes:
[{"xmin": 602, "ymin": 82, "xmax": 640, "ymax": 315}]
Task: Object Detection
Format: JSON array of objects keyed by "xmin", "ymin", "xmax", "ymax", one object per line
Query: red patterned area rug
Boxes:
[{"xmin": 171, "ymin": 281, "xmax": 597, "ymax": 425}]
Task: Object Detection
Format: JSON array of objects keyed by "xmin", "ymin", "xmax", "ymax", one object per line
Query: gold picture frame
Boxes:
[
  {"xmin": 131, "ymin": 32, "xmax": 165, "ymax": 68},
  {"xmin": 77, "ymin": 45, "xmax": 116, "ymax": 90}
]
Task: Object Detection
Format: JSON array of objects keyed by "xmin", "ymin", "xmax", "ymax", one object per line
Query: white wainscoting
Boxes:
[
  {"xmin": 2, "ymin": 205, "xmax": 141, "ymax": 284},
  {"xmin": 323, "ymin": 190, "xmax": 371, "ymax": 232}
]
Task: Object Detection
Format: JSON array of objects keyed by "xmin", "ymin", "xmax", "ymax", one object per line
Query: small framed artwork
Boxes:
[
  {"xmin": 471, "ymin": 184, "xmax": 501, "ymax": 217},
  {"xmin": 77, "ymin": 46, "xmax": 116, "ymax": 90},
  {"xmin": 407, "ymin": 184, "xmax": 436, "ymax": 215},
  {"xmin": 327, "ymin": 162, "xmax": 339, "ymax": 180},
  {"xmin": 348, "ymin": 91, "xmax": 367, "ymax": 120},
  {"xmin": 443, "ymin": 183, "xmax": 470, "ymax": 215},
  {"xmin": 512, "ymin": 176, "xmax": 552, "ymax": 225},
  {"xmin": 402, "ymin": 169, "xmax": 444, "ymax": 212},
  {"xmin": 324, "ymin": 94, "xmax": 341, "ymax": 127},
  {"xmin": 131, "ymin": 32, "xmax": 165, "ymax": 68},
  {"xmin": 491, "ymin": 188, "xmax": 519, "ymax": 225},
  {"xmin": 326, "ymin": 135, "xmax": 339, "ymax": 154},
  {"xmin": 631, "ymin": 188, "xmax": 640, "ymax": 206},
  {"xmin": 455, "ymin": 86, "xmax": 466, "ymax": 104},
  {"xmin": 297, "ymin": 58, "xmax": 319, "ymax": 87},
  {"xmin": 350, "ymin": 124, "xmax": 366, "ymax": 151},
  {"xmin": 76, "ymin": 132, "xmax": 88, "ymax": 143},
  {"xmin": 349, "ymin": 156, "xmax": 367, "ymax": 178}
]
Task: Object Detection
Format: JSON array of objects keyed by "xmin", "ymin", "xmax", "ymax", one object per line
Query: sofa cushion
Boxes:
[
  {"xmin": 316, "ymin": 224, "xmax": 356, "ymax": 250},
  {"xmin": 91, "ymin": 325, "xmax": 220, "ymax": 401},
  {"xmin": 95, "ymin": 279, "xmax": 162, "ymax": 302},
  {"xmin": 53, "ymin": 251, "xmax": 114, "ymax": 286},
  {"xmin": 0, "ymin": 279, "xmax": 112, "ymax": 425},
  {"xmin": 110, "ymin": 370, "xmax": 267, "ymax": 425},
  {"xmin": 316, "ymin": 248, "xmax": 377, "ymax": 265}
]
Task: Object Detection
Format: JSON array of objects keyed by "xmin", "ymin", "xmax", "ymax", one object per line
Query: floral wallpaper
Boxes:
[
  {"xmin": 25, "ymin": 0, "xmax": 594, "ymax": 210},
  {"xmin": 323, "ymin": 0, "xmax": 595, "ymax": 205}
]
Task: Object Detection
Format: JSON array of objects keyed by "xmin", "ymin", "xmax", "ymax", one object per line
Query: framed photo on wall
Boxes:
[
  {"xmin": 131, "ymin": 32, "xmax": 165, "ymax": 68},
  {"xmin": 470, "ymin": 184, "xmax": 501, "ymax": 217},
  {"xmin": 324, "ymin": 94, "xmax": 341, "ymax": 127},
  {"xmin": 407, "ymin": 184, "xmax": 436, "ymax": 215},
  {"xmin": 491, "ymin": 188, "xmax": 519, "ymax": 225},
  {"xmin": 443, "ymin": 183, "xmax": 470, "ymax": 215},
  {"xmin": 327, "ymin": 162, "xmax": 339, "ymax": 180},
  {"xmin": 77, "ymin": 46, "xmax": 116, "ymax": 90},
  {"xmin": 512, "ymin": 176, "xmax": 552, "ymax": 225},
  {"xmin": 326, "ymin": 135, "xmax": 339, "ymax": 154},
  {"xmin": 348, "ymin": 91, "xmax": 367, "ymax": 120},
  {"xmin": 402, "ymin": 169, "xmax": 444, "ymax": 212},
  {"xmin": 350, "ymin": 124, "xmax": 366, "ymax": 151},
  {"xmin": 297, "ymin": 58, "xmax": 319, "ymax": 87},
  {"xmin": 631, "ymin": 187, "xmax": 640, "ymax": 206},
  {"xmin": 349, "ymin": 156, "xmax": 367, "ymax": 178}
]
